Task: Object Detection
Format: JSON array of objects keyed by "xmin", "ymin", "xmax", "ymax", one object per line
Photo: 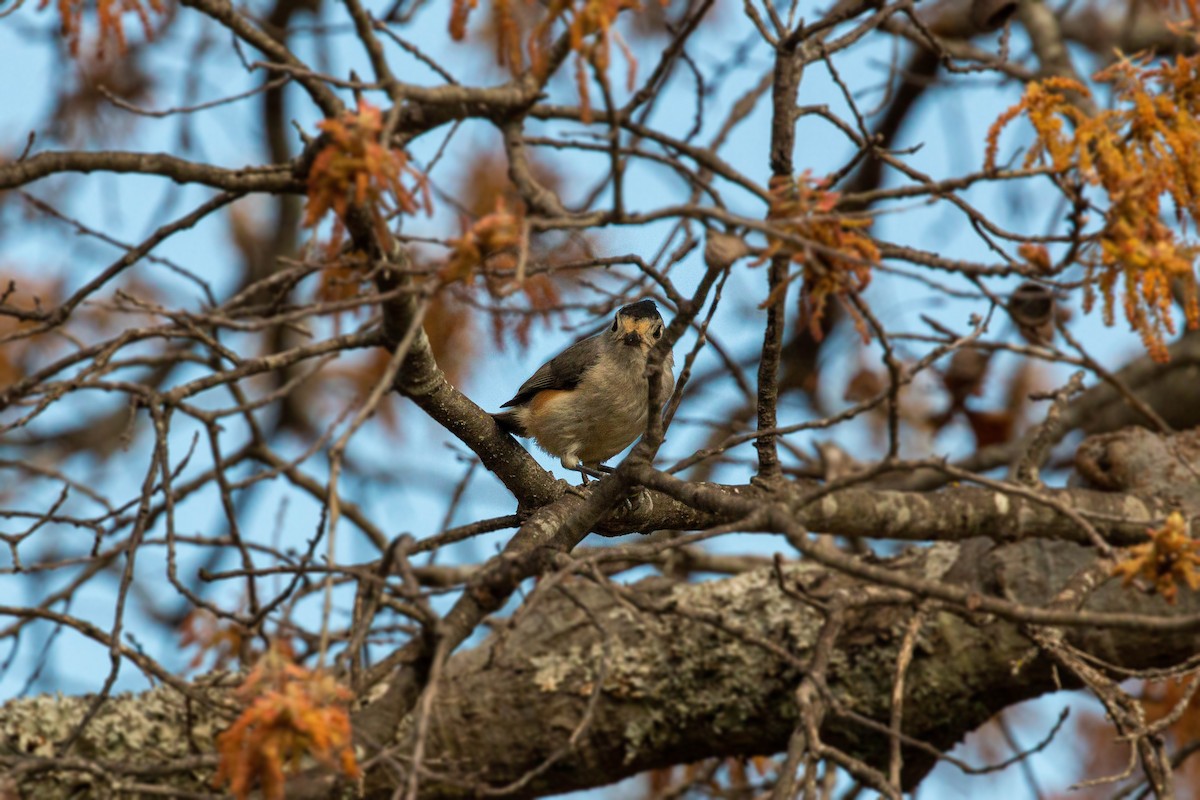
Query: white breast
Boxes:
[{"xmin": 524, "ymin": 349, "xmax": 675, "ymax": 467}]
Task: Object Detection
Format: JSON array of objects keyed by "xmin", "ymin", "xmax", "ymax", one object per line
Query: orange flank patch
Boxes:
[
  {"xmin": 527, "ymin": 389, "xmax": 571, "ymax": 440},
  {"xmin": 529, "ymin": 389, "xmax": 571, "ymax": 416}
]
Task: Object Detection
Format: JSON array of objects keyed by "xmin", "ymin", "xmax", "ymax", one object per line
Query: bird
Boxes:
[{"xmin": 492, "ymin": 299, "xmax": 675, "ymax": 480}]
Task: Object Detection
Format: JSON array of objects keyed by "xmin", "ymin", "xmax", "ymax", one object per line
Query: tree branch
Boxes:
[{"xmin": 7, "ymin": 537, "xmax": 1200, "ymax": 799}]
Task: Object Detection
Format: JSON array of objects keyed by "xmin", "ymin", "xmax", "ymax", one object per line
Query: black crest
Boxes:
[{"xmin": 617, "ymin": 299, "xmax": 661, "ymax": 321}]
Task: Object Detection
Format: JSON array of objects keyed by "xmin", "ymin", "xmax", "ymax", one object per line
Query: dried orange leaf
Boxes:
[
  {"xmin": 987, "ymin": 59, "xmax": 1200, "ymax": 362},
  {"xmin": 759, "ymin": 172, "xmax": 878, "ymax": 342},
  {"xmin": 213, "ymin": 642, "xmax": 359, "ymax": 800},
  {"xmin": 1113, "ymin": 511, "xmax": 1200, "ymax": 604},
  {"xmin": 304, "ymin": 100, "xmax": 431, "ymax": 247},
  {"xmin": 44, "ymin": 0, "xmax": 165, "ymax": 57}
]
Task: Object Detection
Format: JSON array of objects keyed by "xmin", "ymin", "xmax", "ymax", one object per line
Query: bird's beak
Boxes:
[{"xmin": 623, "ymin": 331, "xmax": 642, "ymax": 347}]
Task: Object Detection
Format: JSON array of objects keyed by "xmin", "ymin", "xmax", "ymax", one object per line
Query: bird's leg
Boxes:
[
  {"xmin": 576, "ymin": 462, "xmax": 648, "ymax": 513},
  {"xmin": 560, "ymin": 453, "xmax": 592, "ymax": 497}
]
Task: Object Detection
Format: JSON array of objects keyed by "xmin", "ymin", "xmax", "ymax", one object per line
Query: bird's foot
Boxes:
[
  {"xmin": 558, "ymin": 477, "xmax": 591, "ymax": 499},
  {"xmin": 620, "ymin": 486, "xmax": 653, "ymax": 515}
]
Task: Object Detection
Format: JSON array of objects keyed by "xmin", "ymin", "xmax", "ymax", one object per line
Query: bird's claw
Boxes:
[
  {"xmin": 559, "ymin": 478, "xmax": 590, "ymax": 499},
  {"xmin": 620, "ymin": 486, "xmax": 653, "ymax": 515}
]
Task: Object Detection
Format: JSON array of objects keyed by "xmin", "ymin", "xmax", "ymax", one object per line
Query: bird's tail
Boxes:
[{"xmin": 491, "ymin": 410, "xmax": 527, "ymax": 437}]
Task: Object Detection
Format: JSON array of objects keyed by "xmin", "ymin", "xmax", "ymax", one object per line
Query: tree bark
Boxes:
[{"xmin": 5, "ymin": 535, "xmax": 1198, "ymax": 799}]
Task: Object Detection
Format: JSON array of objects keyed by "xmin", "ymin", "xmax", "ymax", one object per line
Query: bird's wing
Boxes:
[{"xmin": 500, "ymin": 334, "xmax": 603, "ymax": 407}]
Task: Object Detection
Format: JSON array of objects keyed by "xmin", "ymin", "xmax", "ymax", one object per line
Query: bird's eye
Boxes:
[
  {"xmin": 611, "ymin": 318, "xmax": 619, "ymax": 332},
  {"xmin": 654, "ymin": 325, "xmax": 663, "ymax": 338}
]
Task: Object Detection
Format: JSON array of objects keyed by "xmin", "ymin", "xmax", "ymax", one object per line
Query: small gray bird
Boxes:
[{"xmin": 492, "ymin": 300, "xmax": 675, "ymax": 478}]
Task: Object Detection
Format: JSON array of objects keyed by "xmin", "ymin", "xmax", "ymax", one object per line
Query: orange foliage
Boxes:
[
  {"xmin": 1112, "ymin": 511, "xmax": 1200, "ymax": 604},
  {"xmin": 314, "ymin": 151, "xmax": 569, "ymax": 404},
  {"xmin": 179, "ymin": 609, "xmax": 251, "ymax": 672},
  {"xmin": 443, "ymin": 201, "xmax": 565, "ymax": 351},
  {"xmin": 500, "ymin": 273, "xmax": 565, "ymax": 349},
  {"xmin": 308, "ymin": 346, "xmax": 402, "ymax": 432},
  {"xmin": 443, "ymin": 153, "xmax": 573, "ymax": 350},
  {"xmin": 456, "ymin": 149, "xmax": 565, "ymax": 218},
  {"xmin": 1048, "ymin": 707, "xmax": 1132, "ymax": 800},
  {"xmin": 43, "ymin": 0, "xmax": 164, "ymax": 56},
  {"xmin": 213, "ymin": 642, "xmax": 359, "ymax": 800},
  {"xmin": 642, "ymin": 756, "xmax": 776, "ymax": 797},
  {"xmin": 449, "ymin": 0, "xmax": 665, "ymax": 121},
  {"xmin": 308, "ymin": 246, "xmax": 376, "ymax": 349},
  {"xmin": 0, "ymin": 275, "xmax": 116, "ymax": 396},
  {"xmin": 304, "ymin": 100, "xmax": 431, "ymax": 247},
  {"xmin": 303, "ymin": 101, "xmax": 429, "ymax": 322},
  {"xmin": 1064, "ymin": 676, "xmax": 1200, "ymax": 798},
  {"xmin": 444, "ymin": 198, "xmax": 525, "ymax": 286},
  {"xmin": 450, "ymin": 0, "xmax": 478, "ymax": 40},
  {"xmin": 0, "ymin": 280, "xmax": 60, "ymax": 392},
  {"xmin": 1018, "ymin": 242, "xmax": 1053, "ymax": 273},
  {"xmin": 424, "ymin": 292, "xmax": 477, "ymax": 386},
  {"xmin": 1142, "ymin": 676, "xmax": 1200, "ymax": 787},
  {"xmin": 759, "ymin": 173, "xmax": 879, "ymax": 341},
  {"xmin": 931, "ymin": 353, "xmax": 1040, "ymax": 448},
  {"xmin": 316, "ymin": 264, "xmax": 364, "ymax": 305},
  {"xmin": 987, "ymin": 56, "xmax": 1200, "ymax": 362},
  {"xmin": 961, "ymin": 408, "xmax": 1014, "ymax": 448}
]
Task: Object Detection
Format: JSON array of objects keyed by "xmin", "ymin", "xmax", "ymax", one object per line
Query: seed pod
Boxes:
[
  {"xmin": 1009, "ymin": 281, "xmax": 1056, "ymax": 345},
  {"xmin": 704, "ymin": 231, "xmax": 752, "ymax": 270}
]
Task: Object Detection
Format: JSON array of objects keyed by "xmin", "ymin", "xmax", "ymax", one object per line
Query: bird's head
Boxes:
[{"xmin": 608, "ymin": 299, "xmax": 665, "ymax": 353}]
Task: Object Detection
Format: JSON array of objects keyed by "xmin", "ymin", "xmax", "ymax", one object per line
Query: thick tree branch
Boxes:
[
  {"xmin": 7, "ymin": 537, "xmax": 1200, "ymax": 799},
  {"xmin": 375, "ymin": 252, "xmax": 561, "ymax": 509}
]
